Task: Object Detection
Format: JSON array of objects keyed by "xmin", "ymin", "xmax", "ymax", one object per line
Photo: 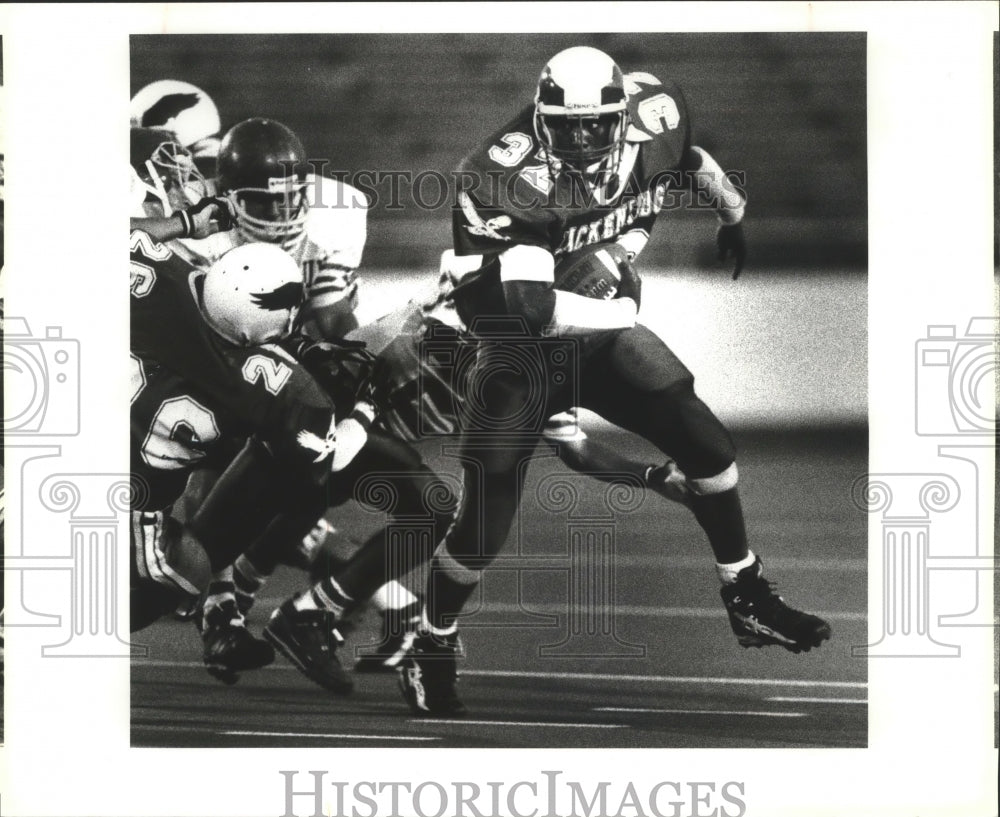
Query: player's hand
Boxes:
[
  {"xmin": 716, "ymin": 222, "xmax": 746, "ymax": 280},
  {"xmin": 646, "ymin": 458, "xmax": 692, "ymax": 507},
  {"xmin": 178, "ymin": 197, "xmax": 236, "ymax": 239},
  {"xmin": 615, "ymin": 258, "xmax": 643, "ymax": 309}
]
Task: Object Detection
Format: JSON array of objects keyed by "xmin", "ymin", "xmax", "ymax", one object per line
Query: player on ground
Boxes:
[{"xmin": 398, "ymin": 46, "xmax": 831, "ymax": 716}]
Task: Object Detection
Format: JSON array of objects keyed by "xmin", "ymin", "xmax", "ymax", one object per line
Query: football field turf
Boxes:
[{"xmin": 131, "ymin": 426, "xmax": 867, "ymax": 748}]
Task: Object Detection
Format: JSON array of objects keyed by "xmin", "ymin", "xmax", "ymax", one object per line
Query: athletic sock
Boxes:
[
  {"xmin": 426, "ymin": 544, "xmax": 481, "ymax": 631},
  {"xmin": 688, "ymin": 486, "xmax": 749, "ymax": 565},
  {"xmin": 293, "ymin": 575, "xmax": 354, "ymax": 619},
  {"xmin": 371, "ymin": 580, "xmax": 418, "ymax": 613},
  {"xmin": 716, "ymin": 550, "xmax": 757, "ymax": 585}
]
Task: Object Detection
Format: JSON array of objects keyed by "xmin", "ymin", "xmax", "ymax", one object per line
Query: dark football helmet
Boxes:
[
  {"xmin": 533, "ymin": 46, "xmax": 629, "ymax": 188},
  {"xmin": 129, "ymin": 126, "xmax": 210, "ymax": 216},
  {"xmin": 216, "ymin": 118, "xmax": 311, "ymax": 252}
]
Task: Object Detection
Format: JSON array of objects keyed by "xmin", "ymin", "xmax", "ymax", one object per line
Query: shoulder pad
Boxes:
[
  {"xmin": 304, "ymin": 178, "xmax": 368, "ymax": 263},
  {"xmin": 624, "ymin": 74, "xmax": 690, "ymax": 144}
]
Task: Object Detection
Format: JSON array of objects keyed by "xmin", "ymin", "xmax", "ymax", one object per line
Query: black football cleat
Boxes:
[
  {"xmin": 398, "ymin": 629, "xmax": 467, "ymax": 716},
  {"xmin": 199, "ymin": 601, "xmax": 275, "ymax": 685},
  {"xmin": 354, "ymin": 597, "xmax": 423, "ymax": 673},
  {"xmin": 720, "ymin": 557, "xmax": 832, "ymax": 653},
  {"xmin": 264, "ymin": 600, "xmax": 353, "ymax": 694}
]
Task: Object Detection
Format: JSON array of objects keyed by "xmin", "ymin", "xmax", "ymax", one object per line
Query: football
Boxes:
[{"xmin": 553, "ymin": 242, "xmax": 629, "ymax": 300}]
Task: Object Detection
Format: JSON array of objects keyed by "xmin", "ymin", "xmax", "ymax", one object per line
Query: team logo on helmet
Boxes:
[
  {"xmin": 201, "ymin": 242, "xmax": 305, "ymax": 346},
  {"xmin": 249, "ymin": 282, "xmax": 305, "ymax": 312}
]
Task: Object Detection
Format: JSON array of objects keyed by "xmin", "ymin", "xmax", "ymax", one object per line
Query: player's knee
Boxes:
[
  {"xmin": 687, "ymin": 462, "xmax": 739, "ymax": 496},
  {"xmin": 654, "ymin": 381, "xmax": 737, "ymax": 477}
]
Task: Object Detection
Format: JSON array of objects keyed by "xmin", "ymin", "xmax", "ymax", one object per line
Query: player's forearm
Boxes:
[
  {"xmin": 545, "ymin": 290, "xmax": 636, "ymax": 336},
  {"xmin": 686, "ymin": 146, "xmax": 746, "ymax": 225},
  {"xmin": 130, "ymin": 214, "xmax": 187, "ymax": 243}
]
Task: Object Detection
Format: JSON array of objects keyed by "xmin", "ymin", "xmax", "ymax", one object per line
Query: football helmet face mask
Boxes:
[
  {"xmin": 201, "ymin": 242, "xmax": 305, "ymax": 346},
  {"xmin": 130, "ymin": 127, "xmax": 210, "ymax": 216},
  {"xmin": 533, "ymin": 46, "xmax": 629, "ymax": 188},
  {"xmin": 216, "ymin": 118, "xmax": 312, "ymax": 254},
  {"xmin": 129, "ymin": 80, "xmax": 222, "ymax": 160}
]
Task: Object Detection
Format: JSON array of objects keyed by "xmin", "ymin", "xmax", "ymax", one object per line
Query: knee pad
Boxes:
[{"xmin": 688, "ymin": 462, "xmax": 739, "ymax": 496}]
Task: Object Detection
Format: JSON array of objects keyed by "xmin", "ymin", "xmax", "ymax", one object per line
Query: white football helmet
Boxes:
[
  {"xmin": 201, "ymin": 242, "xmax": 305, "ymax": 346},
  {"xmin": 130, "ymin": 80, "xmax": 222, "ymax": 159},
  {"xmin": 533, "ymin": 46, "xmax": 629, "ymax": 186}
]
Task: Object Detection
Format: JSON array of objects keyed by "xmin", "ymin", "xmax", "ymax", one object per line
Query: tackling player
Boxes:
[
  {"xmin": 398, "ymin": 46, "xmax": 831, "ymax": 716},
  {"xmin": 129, "ymin": 231, "xmax": 338, "ymax": 640}
]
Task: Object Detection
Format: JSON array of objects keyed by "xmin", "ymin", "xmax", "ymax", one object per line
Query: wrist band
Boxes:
[
  {"xmin": 349, "ymin": 405, "xmax": 375, "ymax": 432},
  {"xmin": 177, "ymin": 209, "xmax": 193, "ymax": 239}
]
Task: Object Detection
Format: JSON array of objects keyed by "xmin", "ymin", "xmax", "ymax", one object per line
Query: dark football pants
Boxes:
[
  {"xmin": 441, "ymin": 322, "xmax": 737, "ymax": 569},
  {"xmin": 190, "ymin": 433, "xmax": 456, "ymax": 604}
]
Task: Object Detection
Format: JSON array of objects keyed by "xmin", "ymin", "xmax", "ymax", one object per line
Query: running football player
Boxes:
[{"xmin": 398, "ymin": 46, "xmax": 831, "ymax": 716}]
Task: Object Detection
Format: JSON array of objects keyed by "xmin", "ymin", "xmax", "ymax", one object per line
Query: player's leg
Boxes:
[
  {"xmin": 581, "ymin": 324, "xmax": 831, "ymax": 652},
  {"xmin": 129, "ymin": 509, "xmax": 211, "ymax": 632},
  {"xmin": 401, "ymin": 351, "xmax": 546, "ymax": 716},
  {"xmin": 264, "ymin": 431, "xmax": 456, "ymax": 693}
]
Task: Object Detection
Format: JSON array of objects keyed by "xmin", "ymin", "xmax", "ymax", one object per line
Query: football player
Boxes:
[
  {"xmin": 129, "ymin": 126, "xmax": 233, "ymax": 242},
  {"xmin": 180, "ymin": 117, "xmax": 367, "ymax": 340},
  {"xmin": 138, "ymin": 116, "xmax": 460, "ymax": 687},
  {"xmin": 130, "ymin": 80, "xmax": 223, "ymax": 177},
  {"xmin": 129, "ymin": 231, "xmax": 338, "ymax": 638},
  {"xmin": 398, "ymin": 46, "xmax": 831, "ymax": 716}
]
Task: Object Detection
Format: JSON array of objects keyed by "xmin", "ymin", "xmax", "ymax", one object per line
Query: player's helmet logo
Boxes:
[
  {"xmin": 201, "ymin": 242, "xmax": 305, "ymax": 346},
  {"xmin": 130, "ymin": 127, "xmax": 211, "ymax": 217},
  {"xmin": 129, "ymin": 80, "xmax": 222, "ymax": 160},
  {"xmin": 216, "ymin": 118, "xmax": 312, "ymax": 255},
  {"xmin": 533, "ymin": 46, "xmax": 629, "ymax": 188}
]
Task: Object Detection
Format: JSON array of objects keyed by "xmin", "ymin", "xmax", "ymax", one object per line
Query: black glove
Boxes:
[
  {"xmin": 288, "ymin": 336, "xmax": 377, "ymax": 412},
  {"xmin": 615, "ymin": 257, "xmax": 643, "ymax": 310},
  {"xmin": 177, "ymin": 196, "xmax": 236, "ymax": 238},
  {"xmin": 716, "ymin": 222, "xmax": 746, "ymax": 280}
]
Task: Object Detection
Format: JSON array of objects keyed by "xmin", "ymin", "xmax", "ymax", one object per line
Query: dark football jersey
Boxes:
[
  {"xmin": 130, "ymin": 230, "xmax": 337, "ymax": 510},
  {"xmin": 450, "ymin": 74, "xmax": 692, "ymax": 324}
]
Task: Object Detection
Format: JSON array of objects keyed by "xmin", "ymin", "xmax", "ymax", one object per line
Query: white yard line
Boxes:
[
  {"xmin": 132, "ymin": 659, "xmax": 867, "ymax": 689},
  {"xmin": 410, "ymin": 720, "xmax": 625, "ymax": 728},
  {"xmin": 766, "ymin": 696, "xmax": 867, "ymax": 704},
  {"xmin": 223, "ymin": 730, "xmax": 439, "ymax": 741},
  {"xmin": 594, "ymin": 707, "xmax": 806, "ymax": 718},
  {"xmin": 247, "ymin": 599, "xmax": 865, "ymax": 621}
]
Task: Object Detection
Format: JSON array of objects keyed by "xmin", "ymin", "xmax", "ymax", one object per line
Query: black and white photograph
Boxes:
[
  {"xmin": 127, "ymin": 32, "xmax": 868, "ymax": 750},
  {"xmin": 0, "ymin": 4, "xmax": 997, "ymax": 817}
]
